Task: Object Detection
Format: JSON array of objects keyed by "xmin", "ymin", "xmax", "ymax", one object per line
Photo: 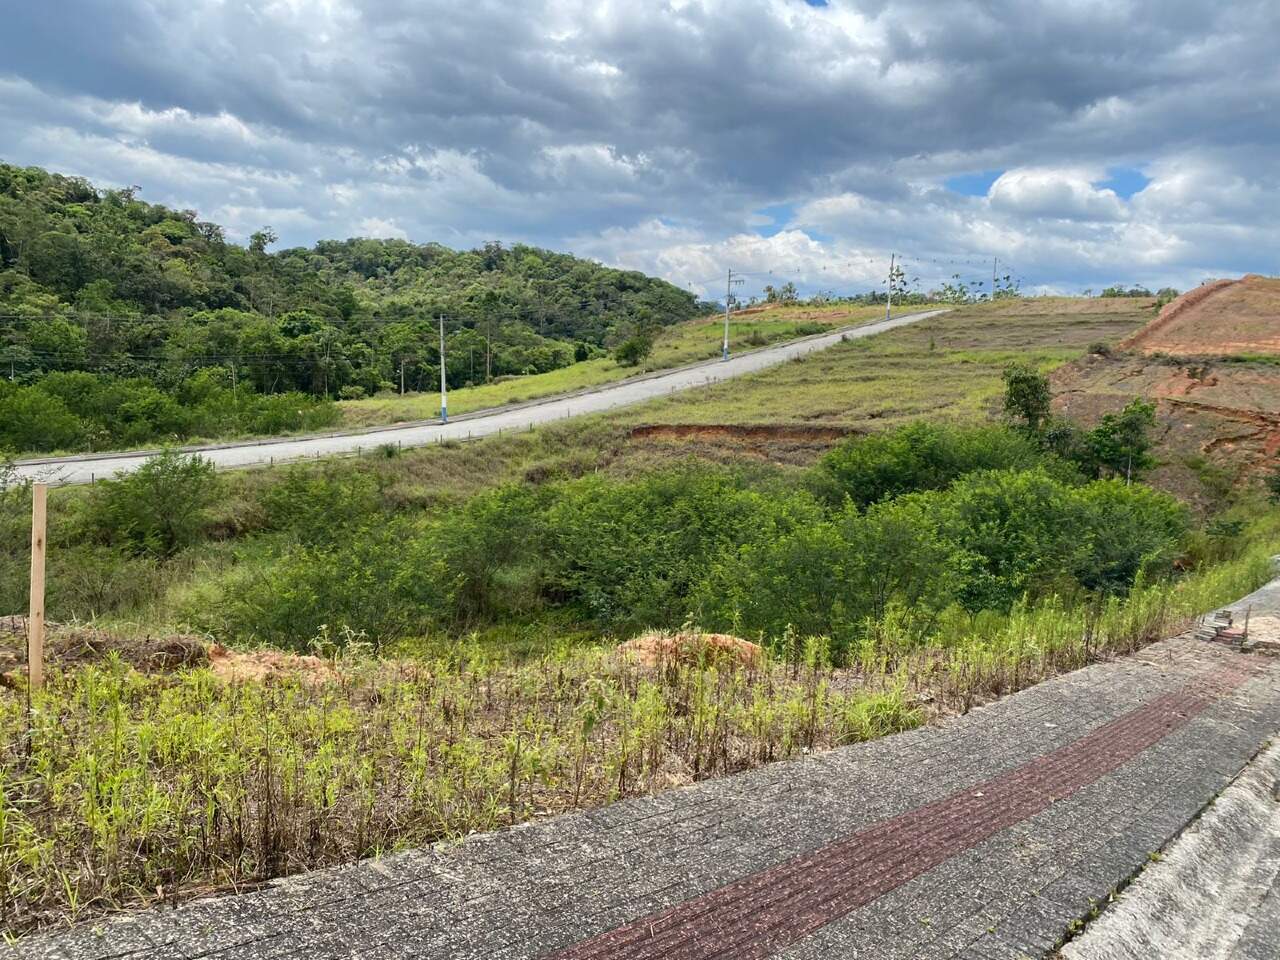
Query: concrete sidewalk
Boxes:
[
  {"xmin": 12, "ymin": 586, "xmax": 1280, "ymax": 959},
  {"xmin": 1061, "ymin": 739, "xmax": 1279, "ymax": 960}
]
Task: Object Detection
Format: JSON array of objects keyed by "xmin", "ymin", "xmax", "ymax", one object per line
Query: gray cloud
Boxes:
[{"xmin": 1, "ymin": 0, "xmax": 1278, "ymax": 296}]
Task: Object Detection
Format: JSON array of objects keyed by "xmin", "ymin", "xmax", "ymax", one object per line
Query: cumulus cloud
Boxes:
[
  {"xmin": 1, "ymin": 0, "xmax": 1277, "ymax": 294},
  {"xmin": 988, "ymin": 169, "xmax": 1127, "ymax": 222}
]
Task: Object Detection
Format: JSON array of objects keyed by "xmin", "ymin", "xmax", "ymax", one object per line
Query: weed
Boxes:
[{"xmin": 0, "ymin": 645, "xmax": 920, "ymax": 932}]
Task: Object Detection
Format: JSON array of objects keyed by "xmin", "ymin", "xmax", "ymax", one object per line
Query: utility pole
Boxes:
[
  {"xmin": 723, "ymin": 268, "xmax": 744, "ymax": 361},
  {"xmin": 885, "ymin": 253, "xmax": 895, "ymax": 321},
  {"xmin": 486, "ymin": 317, "xmax": 492, "ymax": 382},
  {"xmin": 399, "ymin": 358, "xmax": 406, "ymax": 395},
  {"xmin": 992, "ymin": 256, "xmax": 998, "ymax": 300},
  {"xmin": 439, "ymin": 314, "xmax": 448, "ymax": 423}
]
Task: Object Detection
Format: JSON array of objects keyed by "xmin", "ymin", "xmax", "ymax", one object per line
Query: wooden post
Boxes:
[{"xmin": 28, "ymin": 483, "xmax": 47, "ymax": 692}]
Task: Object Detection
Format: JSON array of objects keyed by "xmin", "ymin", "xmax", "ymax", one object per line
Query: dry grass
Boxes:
[{"xmin": 605, "ymin": 300, "xmax": 1150, "ymax": 433}]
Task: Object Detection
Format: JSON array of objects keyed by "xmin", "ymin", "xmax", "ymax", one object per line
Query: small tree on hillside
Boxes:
[
  {"xmin": 1002, "ymin": 363, "xmax": 1052, "ymax": 434},
  {"xmin": 1083, "ymin": 399, "xmax": 1157, "ymax": 482},
  {"xmin": 613, "ymin": 332, "xmax": 654, "ymax": 367},
  {"xmin": 763, "ymin": 281, "xmax": 799, "ymax": 304}
]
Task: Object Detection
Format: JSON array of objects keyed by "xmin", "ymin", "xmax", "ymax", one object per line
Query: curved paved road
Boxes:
[{"xmin": 11, "ymin": 309, "xmax": 945, "ymax": 486}]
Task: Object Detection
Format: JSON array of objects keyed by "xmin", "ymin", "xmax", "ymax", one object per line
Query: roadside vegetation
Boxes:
[{"xmin": 335, "ymin": 303, "xmax": 890, "ymax": 429}]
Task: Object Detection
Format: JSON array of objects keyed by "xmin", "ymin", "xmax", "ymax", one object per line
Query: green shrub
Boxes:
[
  {"xmin": 199, "ymin": 519, "xmax": 457, "ymax": 649},
  {"xmin": 815, "ymin": 422, "xmax": 1043, "ymax": 507},
  {"xmin": 0, "ymin": 369, "xmax": 340, "ymax": 455},
  {"xmin": 934, "ymin": 468, "xmax": 1085, "ymax": 612},
  {"xmin": 1002, "ymin": 363, "xmax": 1052, "ymax": 433},
  {"xmin": 433, "ymin": 484, "xmax": 556, "ymax": 622},
  {"xmin": 545, "ymin": 465, "xmax": 820, "ymax": 629},
  {"xmin": 613, "ymin": 334, "xmax": 654, "ymax": 367},
  {"xmin": 1081, "ymin": 399, "xmax": 1158, "ymax": 480},
  {"xmin": 258, "ymin": 466, "xmax": 382, "ymax": 546},
  {"xmin": 1071, "ymin": 479, "xmax": 1188, "ymax": 593},
  {"xmin": 696, "ymin": 495, "xmax": 961, "ymax": 659},
  {"xmin": 1266, "ymin": 463, "xmax": 1280, "ymax": 504},
  {"xmin": 91, "ymin": 451, "xmax": 220, "ymax": 557}
]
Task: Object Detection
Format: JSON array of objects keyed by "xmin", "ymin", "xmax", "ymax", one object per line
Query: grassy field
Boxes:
[
  {"xmin": 337, "ymin": 303, "xmax": 893, "ymax": 428},
  {"xmin": 614, "ymin": 298, "xmax": 1151, "ymax": 430}
]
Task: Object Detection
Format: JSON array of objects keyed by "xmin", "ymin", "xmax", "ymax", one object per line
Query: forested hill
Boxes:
[{"xmin": 0, "ymin": 162, "xmax": 702, "ymax": 400}]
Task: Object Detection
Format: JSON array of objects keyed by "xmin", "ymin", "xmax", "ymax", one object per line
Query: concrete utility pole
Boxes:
[
  {"xmin": 439, "ymin": 315, "xmax": 448, "ymax": 423},
  {"xmin": 885, "ymin": 253, "xmax": 895, "ymax": 322},
  {"xmin": 723, "ymin": 268, "xmax": 744, "ymax": 361}
]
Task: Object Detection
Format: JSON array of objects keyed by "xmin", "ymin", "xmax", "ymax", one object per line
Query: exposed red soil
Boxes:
[
  {"xmin": 1051, "ymin": 352, "xmax": 1280, "ymax": 506},
  {"xmin": 1122, "ymin": 275, "xmax": 1280, "ymax": 356},
  {"xmin": 619, "ymin": 631, "xmax": 764, "ymax": 669},
  {"xmin": 207, "ymin": 643, "xmax": 340, "ymax": 684}
]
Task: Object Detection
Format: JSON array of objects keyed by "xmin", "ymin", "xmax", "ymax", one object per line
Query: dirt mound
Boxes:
[
  {"xmin": 619, "ymin": 631, "xmax": 764, "ymax": 669},
  {"xmin": 207, "ymin": 643, "xmax": 340, "ymax": 684},
  {"xmin": 0, "ymin": 617, "xmax": 209, "ymax": 687},
  {"xmin": 0, "ymin": 617, "xmax": 207, "ymax": 669},
  {"xmin": 1122, "ymin": 275, "xmax": 1280, "ymax": 356}
]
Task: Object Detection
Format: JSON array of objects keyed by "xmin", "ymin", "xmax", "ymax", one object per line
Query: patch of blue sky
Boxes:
[
  {"xmin": 944, "ymin": 170, "xmax": 1002, "ymax": 196},
  {"xmin": 1096, "ymin": 166, "xmax": 1150, "ymax": 199}
]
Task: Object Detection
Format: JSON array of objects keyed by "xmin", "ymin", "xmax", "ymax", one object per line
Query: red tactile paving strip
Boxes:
[{"xmin": 544, "ymin": 661, "xmax": 1259, "ymax": 960}]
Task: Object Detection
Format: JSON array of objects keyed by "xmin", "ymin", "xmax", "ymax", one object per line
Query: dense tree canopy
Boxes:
[{"xmin": 0, "ymin": 162, "xmax": 703, "ymax": 450}]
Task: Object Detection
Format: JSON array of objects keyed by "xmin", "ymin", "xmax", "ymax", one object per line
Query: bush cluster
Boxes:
[
  {"xmin": 0, "ymin": 368, "xmax": 338, "ymax": 453},
  {"xmin": 191, "ymin": 422, "xmax": 1191, "ymax": 655}
]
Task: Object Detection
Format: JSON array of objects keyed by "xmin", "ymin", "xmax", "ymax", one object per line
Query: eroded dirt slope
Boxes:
[
  {"xmin": 1053, "ymin": 353, "xmax": 1280, "ymax": 507},
  {"xmin": 1123, "ymin": 275, "xmax": 1280, "ymax": 356}
]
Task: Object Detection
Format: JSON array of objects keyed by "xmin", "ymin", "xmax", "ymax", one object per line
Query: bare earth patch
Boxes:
[
  {"xmin": 1123, "ymin": 274, "xmax": 1280, "ymax": 356},
  {"xmin": 0, "ymin": 616, "xmax": 207, "ymax": 685},
  {"xmin": 207, "ymin": 643, "xmax": 341, "ymax": 683},
  {"xmin": 618, "ymin": 630, "xmax": 764, "ymax": 669}
]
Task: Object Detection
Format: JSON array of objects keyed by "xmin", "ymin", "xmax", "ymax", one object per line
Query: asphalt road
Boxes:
[{"xmin": 11, "ymin": 309, "xmax": 946, "ymax": 486}]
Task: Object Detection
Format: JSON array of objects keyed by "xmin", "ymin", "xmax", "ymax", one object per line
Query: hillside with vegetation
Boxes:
[
  {"xmin": 0, "ymin": 162, "xmax": 703, "ymax": 452},
  {"xmin": 3, "ymin": 295, "xmax": 1279, "ymax": 933}
]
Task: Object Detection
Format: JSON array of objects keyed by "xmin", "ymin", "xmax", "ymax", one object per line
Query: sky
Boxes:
[{"xmin": 2, "ymin": 0, "xmax": 1278, "ymax": 300}]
